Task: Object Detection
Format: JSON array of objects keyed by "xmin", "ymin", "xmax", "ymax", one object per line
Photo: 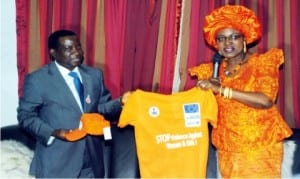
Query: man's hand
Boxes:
[
  {"xmin": 121, "ymin": 91, "xmax": 132, "ymax": 105},
  {"xmin": 52, "ymin": 129, "xmax": 72, "ymax": 140}
]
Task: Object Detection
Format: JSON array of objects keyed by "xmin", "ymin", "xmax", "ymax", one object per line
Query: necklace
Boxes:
[
  {"xmin": 224, "ymin": 54, "xmax": 248, "ymax": 77},
  {"xmin": 224, "ymin": 64, "xmax": 241, "ymax": 76}
]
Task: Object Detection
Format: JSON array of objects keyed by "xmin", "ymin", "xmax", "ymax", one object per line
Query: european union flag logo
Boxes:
[{"xmin": 183, "ymin": 103, "xmax": 199, "ymax": 113}]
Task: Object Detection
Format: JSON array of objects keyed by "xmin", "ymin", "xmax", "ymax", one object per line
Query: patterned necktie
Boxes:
[{"xmin": 69, "ymin": 71, "xmax": 84, "ymax": 108}]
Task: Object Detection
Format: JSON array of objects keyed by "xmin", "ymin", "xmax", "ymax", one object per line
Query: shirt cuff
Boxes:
[{"xmin": 47, "ymin": 136, "xmax": 55, "ymax": 146}]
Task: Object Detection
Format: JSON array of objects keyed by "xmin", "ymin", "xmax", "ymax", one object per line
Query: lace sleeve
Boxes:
[{"xmin": 253, "ymin": 48, "xmax": 284, "ymax": 101}]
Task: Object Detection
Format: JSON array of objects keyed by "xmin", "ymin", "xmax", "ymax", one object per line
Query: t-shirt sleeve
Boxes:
[
  {"xmin": 201, "ymin": 89, "xmax": 218, "ymax": 128},
  {"xmin": 253, "ymin": 48, "xmax": 284, "ymax": 101},
  {"xmin": 188, "ymin": 63, "xmax": 213, "ymax": 80},
  {"xmin": 118, "ymin": 91, "xmax": 139, "ymax": 128}
]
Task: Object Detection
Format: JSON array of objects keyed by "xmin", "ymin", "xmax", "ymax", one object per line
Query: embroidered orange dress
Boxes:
[{"xmin": 189, "ymin": 48, "xmax": 293, "ymax": 178}]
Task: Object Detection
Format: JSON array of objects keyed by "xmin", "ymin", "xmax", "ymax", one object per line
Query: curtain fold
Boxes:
[
  {"xmin": 172, "ymin": 0, "xmax": 189, "ymax": 93},
  {"xmin": 290, "ymin": 0, "xmax": 300, "ymax": 128},
  {"xmin": 152, "ymin": 0, "xmax": 168, "ymax": 92},
  {"xmin": 275, "ymin": 0, "xmax": 285, "ymax": 115},
  {"xmin": 104, "ymin": 0, "xmax": 127, "ymax": 98},
  {"xmin": 122, "ymin": 0, "xmax": 162, "ymax": 93},
  {"xmin": 84, "ymin": 0, "xmax": 98, "ymax": 66},
  {"xmin": 39, "ymin": 0, "xmax": 51, "ymax": 65},
  {"xmin": 16, "ymin": 0, "xmax": 30, "ymax": 96},
  {"xmin": 158, "ymin": 0, "xmax": 181, "ymax": 94},
  {"xmin": 183, "ymin": 0, "xmax": 214, "ymax": 91}
]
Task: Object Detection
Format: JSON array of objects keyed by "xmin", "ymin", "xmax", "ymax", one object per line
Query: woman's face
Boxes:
[{"xmin": 216, "ymin": 28, "xmax": 244, "ymax": 59}]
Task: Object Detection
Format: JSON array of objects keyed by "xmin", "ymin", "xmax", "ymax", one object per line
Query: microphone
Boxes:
[{"xmin": 212, "ymin": 53, "xmax": 223, "ymax": 79}]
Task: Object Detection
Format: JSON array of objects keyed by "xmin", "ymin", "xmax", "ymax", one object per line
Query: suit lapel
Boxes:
[
  {"xmin": 79, "ymin": 67, "xmax": 93, "ymax": 112},
  {"xmin": 48, "ymin": 62, "xmax": 82, "ymax": 112}
]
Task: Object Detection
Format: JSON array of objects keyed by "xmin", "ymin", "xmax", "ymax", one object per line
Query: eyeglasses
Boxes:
[{"xmin": 215, "ymin": 34, "xmax": 243, "ymax": 43}]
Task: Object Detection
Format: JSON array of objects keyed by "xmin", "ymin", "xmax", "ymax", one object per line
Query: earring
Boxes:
[{"xmin": 243, "ymin": 41, "xmax": 247, "ymax": 53}]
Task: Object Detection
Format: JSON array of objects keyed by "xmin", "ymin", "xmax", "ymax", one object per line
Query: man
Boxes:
[{"xmin": 17, "ymin": 29, "xmax": 128, "ymax": 178}]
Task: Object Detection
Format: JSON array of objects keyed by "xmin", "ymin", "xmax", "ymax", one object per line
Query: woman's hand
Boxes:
[
  {"xmin": 197, "ymin": 79, "xmax": 273, "ymax": 109},
  {"xmin": 196, "ymin": 79, "xmax": 220, "ymax": 94}
]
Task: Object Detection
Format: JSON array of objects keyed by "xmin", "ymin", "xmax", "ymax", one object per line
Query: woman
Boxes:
[{"xmin": 189, "ymin": 5, "xmax": 292, "ymax": 178}]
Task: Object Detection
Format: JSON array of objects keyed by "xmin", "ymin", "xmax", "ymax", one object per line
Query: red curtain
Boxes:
[
  {"xmin": 104, "ymin": 0, "xmax": 127, "ymax": 98},
  {"xmin": 290, "ymin": 0, "xmax": 300, "ymax": 128},
  {"xmin": 158, "ymin": 0, "xmax": 181, "ymax": 94},
  {"xmin": 16, "ymin": 0, "xmax": 30, "ymax": 96},
  {"xmin": 122, "ymin": 0, "xmax": 162, "ymax": 93},
  {"xmin": 183, "ymin": 0, "xmax": 214, "ymax": 90},
  {"xmin": 15, "ymin": 0, "xmax": 300, "ymax": 128}
]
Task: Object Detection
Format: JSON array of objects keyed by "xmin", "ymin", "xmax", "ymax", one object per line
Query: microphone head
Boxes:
[
  {"xmin": 212, "ymin": 53, "xmax": 223, "ymax": 64},
  {"xmin": 212, "ymin": 53, "xmax": 223, "ymax": 79}
]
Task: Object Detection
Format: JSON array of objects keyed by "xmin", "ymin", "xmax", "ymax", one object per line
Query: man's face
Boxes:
[{"xmin": 52, "ymin": 35, "xmax": 84, "ymax": 71}]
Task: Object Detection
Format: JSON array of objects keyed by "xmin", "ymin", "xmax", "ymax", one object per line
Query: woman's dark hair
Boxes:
[{"xmin": 48, "ymin": 30, "xmax": 77, "ymax": 50}]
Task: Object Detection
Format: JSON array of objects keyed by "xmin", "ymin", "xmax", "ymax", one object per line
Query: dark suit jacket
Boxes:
[{"xmin": 17, "ymin": 61, "xmax": 122, "ymax": 178}]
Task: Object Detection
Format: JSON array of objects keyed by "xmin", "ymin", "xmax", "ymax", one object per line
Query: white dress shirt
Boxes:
[{"xmin": 55, "ymin": 61, "xmax": 84, "ymax": 112}]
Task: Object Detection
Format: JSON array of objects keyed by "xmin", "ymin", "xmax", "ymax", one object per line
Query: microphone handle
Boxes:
[{"xmin": 212, "ymin": 62, "xmax": 219, "ymax": 79}]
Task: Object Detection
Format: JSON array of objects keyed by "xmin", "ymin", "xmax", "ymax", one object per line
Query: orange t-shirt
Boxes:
[{"xmin": 118, "ymin": 87, "xmax": 218, "ymax": 178}]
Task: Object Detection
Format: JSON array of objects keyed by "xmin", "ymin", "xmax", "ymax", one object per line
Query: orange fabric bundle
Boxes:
[
  {"xmin": 65, "ymin": 129, "xmax": 86, "ymax": 142},
  {"xmin": 81, "ymin": 113, "xmax": 110, "ymax": 135},
  {"xmin": 65, "ymin": 113, "xmax": 110, "ymax": 141}
]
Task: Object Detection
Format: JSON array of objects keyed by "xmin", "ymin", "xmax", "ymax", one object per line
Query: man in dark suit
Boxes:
[{"xmin": 17, "ymin": 29, "xmax": 129, "ymax": 178}]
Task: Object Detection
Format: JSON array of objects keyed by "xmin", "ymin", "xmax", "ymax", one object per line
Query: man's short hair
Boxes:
[{"xmin": 48, "ymin": 30, "xmax": 77, "ymax": 50}]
